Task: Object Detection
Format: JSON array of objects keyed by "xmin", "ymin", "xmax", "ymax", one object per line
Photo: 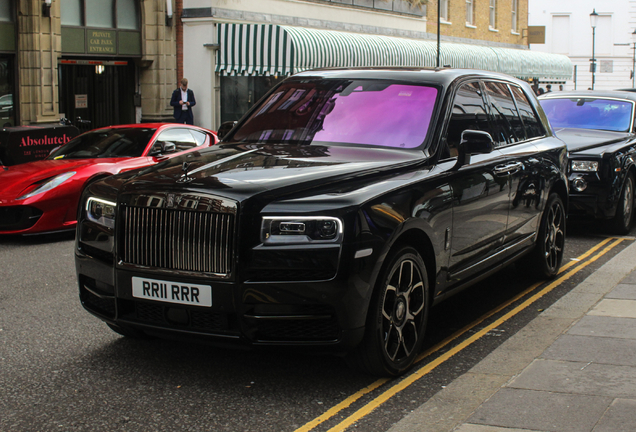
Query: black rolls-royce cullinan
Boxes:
[
  {"xmin": 76, "ymin": 68, "xmax": 568, "ymax": 376},
  {"xmin": 539, "ymin": 90, "xmax": 636, "ymax": 233}
]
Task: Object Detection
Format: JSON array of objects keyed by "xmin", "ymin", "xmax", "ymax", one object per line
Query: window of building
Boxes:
[
  {"xmin": 440, "ymin": 0, "xmax": 449, "ymax": 22},
  {"xmin": 61, "ymin": 0, "xmax": 139, "ymax": 29},
  {"xmin": 511, "ymin": 0, "xmax": 518, "ymax": 32},
  {"xmin": 0, "ymin": 0, "xmax": 12, "ymax": 22},
  {"xmin": 466, "ymin": 0, "xmax": 474, "ymax": 26},
  {"xmin": 489, "ymin": 0, "xmax": 496, "ymax": 29}
]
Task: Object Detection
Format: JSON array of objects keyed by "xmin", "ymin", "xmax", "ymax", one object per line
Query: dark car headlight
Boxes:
[
  {"xmin": 571, "ymin": 160, "xmax": 599, "ymax": 172},
  {"xmin": 261, "ymin": 216, "xmax": 343, "ymax": 245},
  {"xmin": 85, "ymin": 197, "xmax": 117, "ymax": 230}
]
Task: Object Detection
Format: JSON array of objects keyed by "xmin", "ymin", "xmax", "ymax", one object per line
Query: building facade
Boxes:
[
  {"xmin": 181, "ymin": 0, "xmax": 569, "ymax": 131},
  {"xmin": 529, "ymin": 0, "xmax": 636, "ymax": 91},
  {"xmin": 0, "ymin": 0, "xmax": 178, "ymax": 129}
]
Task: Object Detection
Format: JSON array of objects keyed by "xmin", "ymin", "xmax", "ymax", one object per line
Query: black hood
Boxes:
[
  {"xmin": 552, "ymin": 127, "xmax": 634, "ymax": 153},
  {"xmin": 119, "ymin": 143, "xmax": 428, "ymax": 201}
]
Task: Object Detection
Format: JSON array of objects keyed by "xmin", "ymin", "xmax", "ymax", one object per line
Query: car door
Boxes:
[
  {"xmin": 483, "ymin": 81, "xmax": 544, "ymax": 249},
  {"xmin": 444, "ymin": 80, "xmax": 512, "ymax": 282}
]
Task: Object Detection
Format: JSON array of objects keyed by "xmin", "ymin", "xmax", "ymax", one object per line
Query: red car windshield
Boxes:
[
  {"xmin": 230, "ymin": 79, "xmax": 439, "ymax": 149},
  {"xmin": 540, "ymin": 98, "xmax": 634, "ymax": 133},
  {"xmin": 47, "ymin": 128, "xmax": 157, "ymax": 159}
]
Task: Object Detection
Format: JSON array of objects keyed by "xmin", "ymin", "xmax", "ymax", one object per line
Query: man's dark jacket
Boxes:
[{"xmin": 170, "ymin": 88, "xmax": 196, "ymax": 124}]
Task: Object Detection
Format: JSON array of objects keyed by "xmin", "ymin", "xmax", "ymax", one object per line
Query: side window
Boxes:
[
  {"xmin": 443, "ymin": 81, "xmax": 490, "ymax": 158},
  {"xmin": 509, "ymin": 86, "xmax": 545, "ymax": 139},
  {"xmin": 155, "ymin": 128, "xmax": 198, "ymax": 152},
  {"xmin": 484, "ymin": 81, "xmax": 526, "ymax": 147},
  {"xmin": 189, "ymin": 130, "xmax": 208, "ymax": 146}
]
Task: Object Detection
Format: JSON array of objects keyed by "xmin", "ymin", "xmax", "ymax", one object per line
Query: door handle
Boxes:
[{"xmin": 494, "ymin": 162, "xmax": 524, "ymax": 176}]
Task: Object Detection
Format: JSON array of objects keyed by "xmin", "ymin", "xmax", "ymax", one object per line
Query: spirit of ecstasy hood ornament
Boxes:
[{"xmin": 177, "ymin": 161, "xmax": 194, "ymax": 183}]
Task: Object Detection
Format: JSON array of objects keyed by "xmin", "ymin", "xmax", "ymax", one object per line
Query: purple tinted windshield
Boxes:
[
  {"xmin": 540, "ymin": 98, "xmax": 634, "ymax": 132},
  {"xmin": 232, "ymin": 80, "xmax": 438, "ymax": 149}
]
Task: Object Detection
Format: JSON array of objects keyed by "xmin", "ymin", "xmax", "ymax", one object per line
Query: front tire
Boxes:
[
  {"xmin": 347, "ymin": 246, "xmax": 430, "ymax": 376},
  {"xmin": 530, "ymin": 193, "xmax": 565, "ymax": 279},
  {"xmin": 611, "ymin": 172, "xmax": 635, "ymax": 235}
]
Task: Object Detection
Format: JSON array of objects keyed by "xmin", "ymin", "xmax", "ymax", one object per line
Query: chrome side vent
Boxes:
[{"xmin": 122, "ymin": 207, "xmax": 234, "ymax": 275}]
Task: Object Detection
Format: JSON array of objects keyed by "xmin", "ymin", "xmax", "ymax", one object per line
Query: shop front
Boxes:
[{"xmin": 59, "ymin": 0, "xmax": 142, "ymax": 130}]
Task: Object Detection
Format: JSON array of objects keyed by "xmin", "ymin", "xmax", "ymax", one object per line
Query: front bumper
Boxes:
[{"xmin": 76, "ymin": 245, "xmax": 370, "ymax": 352}]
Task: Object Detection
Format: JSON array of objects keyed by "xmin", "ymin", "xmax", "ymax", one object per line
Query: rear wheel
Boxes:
[
  {"xmin": 611, "ymin": 172, "xmax": 635, "ymax": 235},
  {"xmin": 347, "ymin": 246, "xmax": 429, "ymax": 376},
  {"xmin": 529, "ymin": 193, "xmax": 565, "ymax": 279}
]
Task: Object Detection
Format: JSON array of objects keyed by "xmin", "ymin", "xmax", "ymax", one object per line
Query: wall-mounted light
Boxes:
[
  {"xmin": 42, "ymin": 0, "xmax": 52, "ymax": 18},
  {"xmin": 165, "ymin": 0, "xmax": 173, "ymax": 27},
  {"xmin": 95, "ymin": 65, "xmax": 105, "ymax": 74}
]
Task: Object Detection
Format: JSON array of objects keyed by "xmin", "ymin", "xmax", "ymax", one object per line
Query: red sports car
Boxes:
[{"xmin": 0, "ymin": 123, "xmax": 218, "ymax": 235}]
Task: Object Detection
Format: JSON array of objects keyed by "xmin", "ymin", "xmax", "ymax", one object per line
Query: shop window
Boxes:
[
  {"xmin": 221, "ymin": 75, "xmax": 286, "ymax": 124},
  {"xmin": 86, "ymin": 0, "xmax": 114, "ymax": 28},
  {"xmin": 61, "ymin": 0, "xmax": 82, "ymax": 26},
  {"xmin": 117, "ymin": 0, "xmax": 139, "ymax": 30},
  {"xmin": 0, "ymin": 0, "xmax": 12, "ymax": 22},
  {"xmin": 0, "ymin": 57, "xmax": 15, "ymax": 128}
]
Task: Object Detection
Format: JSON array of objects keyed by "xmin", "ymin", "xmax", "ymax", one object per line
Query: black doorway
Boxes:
[{"xmin": 59, "ymin": 61, "xmax": 136, "ymax": 131}]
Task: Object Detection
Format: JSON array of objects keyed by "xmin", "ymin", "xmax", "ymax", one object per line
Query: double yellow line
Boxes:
[{"xmin": 295, "ymin": 237, "xmax": 627, "ymax": 432}]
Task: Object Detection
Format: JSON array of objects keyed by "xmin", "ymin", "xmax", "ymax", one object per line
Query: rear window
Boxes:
[
  {"xmin": 230, "ymin": 79, "xmax": 439, "ymax": 149},
  {"xmin": 540, "ymin": 97, "xmax": 634, "ymax": 133}
]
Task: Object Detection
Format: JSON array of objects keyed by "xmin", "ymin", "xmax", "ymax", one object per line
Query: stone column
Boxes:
[{"xmin": 17, "ymin": 0, "xmax": 61, "ymax": 125}]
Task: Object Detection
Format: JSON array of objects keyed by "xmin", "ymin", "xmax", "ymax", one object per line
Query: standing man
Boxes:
[{"xmin": 170, "ymin": 78, "xmax": 196, "ymax": 124}]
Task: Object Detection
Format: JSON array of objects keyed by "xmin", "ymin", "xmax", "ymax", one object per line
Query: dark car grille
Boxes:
[
  {"xmin": 121, "ymin": 207, "xmax": 234, "ymax": 275},
  {"xmin": 0, "ymin": 206, "xmax": 43, "ymax": 231}
]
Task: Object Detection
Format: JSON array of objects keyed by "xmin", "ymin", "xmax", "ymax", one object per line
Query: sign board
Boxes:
[
  {"xmin": 601, "ymin": 60, "xmax": 614, "ymax": 73},
  {"xmin": 0, "ymin": 126, "xmax": 80, "ymax": 166},
  {"xmin": 528, "ymin": 26, "xmax": 546, "ymax": 44},
  {"xmin": 87, "ymin": 29, "xmax": 116, "ymax": 54},
  {"xmin": 75, "ymin": 94, "xmax": 88, "ymax": 109}
]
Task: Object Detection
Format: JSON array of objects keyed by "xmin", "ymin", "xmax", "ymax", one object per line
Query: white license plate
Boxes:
[{"xmin": 132, "ymin": 277, "xmax": 212, "ymax": 307}]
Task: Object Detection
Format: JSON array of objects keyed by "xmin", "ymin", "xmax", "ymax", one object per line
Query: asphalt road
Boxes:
[{"xmin": 1, "ymin": 221, "xmax": 633, "ymax": 432}]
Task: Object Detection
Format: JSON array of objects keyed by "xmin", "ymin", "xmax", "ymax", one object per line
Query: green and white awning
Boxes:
[{"xmin": 216, "ymin": 23, "xmax": 573, "ymax": 80}]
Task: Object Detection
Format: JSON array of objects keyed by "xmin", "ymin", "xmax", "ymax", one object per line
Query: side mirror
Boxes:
[
  {"xmin": 149, "ymin": 141, "xmax": 177, "ymax": 156},
  {"xmin": 217, "ymin": 121, "xmax": 237, "ymax": 140},
  {"xmin": 454, "ymin": 130, "xmax": 494, "ymax": 169}
]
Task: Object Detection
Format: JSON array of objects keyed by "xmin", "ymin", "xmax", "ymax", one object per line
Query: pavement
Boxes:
[{"xmin": 388, "ymin": 239, "xmax": 636, "ymax": 432}]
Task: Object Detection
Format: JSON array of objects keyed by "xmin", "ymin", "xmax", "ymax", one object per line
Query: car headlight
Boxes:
[
  {"xmin": 571, "ymin": 160, "xmax": 599, "ymax": 172},
  {"xmin": 86, "ymin": 197, "xmax": 117, "ymax": 229},
  {"xmin": 18, "ymin": 171, "xmax": 76, "ymax": 200},
  {"xmin": 261, "ymin": 216, "xmax": 343, "ymax": 245}
]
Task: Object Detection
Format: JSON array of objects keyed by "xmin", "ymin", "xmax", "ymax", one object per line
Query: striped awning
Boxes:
[{"xmin": 216, "ymin": 23, "xmax": 573, "ymax": 80}]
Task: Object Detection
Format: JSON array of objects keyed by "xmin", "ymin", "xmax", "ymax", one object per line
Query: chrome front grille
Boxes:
[{"xmin": 121, "ymin": 206, "xmax": 234, "ymax": 275}]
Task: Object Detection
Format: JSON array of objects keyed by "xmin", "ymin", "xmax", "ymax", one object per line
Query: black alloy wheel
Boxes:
[
  {"xmin": 531, "ymin": 193, "xmax": 565, "ymax": 278},
  {"xmin": 612, "ymin": 172, "xmax": 635, "ymax": 235},
  {"xmin": 348, "ymin": 246, "xmax": 429, "ymax": 376}
]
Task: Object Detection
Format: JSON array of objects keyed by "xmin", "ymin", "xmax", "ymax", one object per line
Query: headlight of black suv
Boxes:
[
  {"xmin": 86, "ymin": 197, "xmax": 117, "ymax": 230},
  {"xmin": 261, "ymin": 216, "xmax": 343, "ymax": 245}
]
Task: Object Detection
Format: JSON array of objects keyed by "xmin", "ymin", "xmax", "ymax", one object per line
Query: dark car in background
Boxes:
[
  {"xmin": 539, "ymin": 91, "xmax": 636, "ymax": 233},
  {"xmin": 76, "ymin": 68, "xmax": 568, "ymax": 376}
]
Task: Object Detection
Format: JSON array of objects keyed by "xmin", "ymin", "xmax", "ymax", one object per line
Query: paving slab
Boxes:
[
  {"xmin": 541, "ymin": 334, "xmax": 636, "ymax": 366},
  {"xmin": 605, "ymin": 284, "xmax": 636, "ymax": 300},
  {"xmin": 466, "ymin": 388, "xmax": 612, "ymax": 432},
  {"xmin": 469, "ymin": 316, "xmax": 571, "ymax": 376},
  {"xmin": 454, "ymin": 424, "xmax": 544, "ymax": 432},
  {"xmin": 618, "ymin": 270, "xmax": 636, "ymax": 285},
  {"xmin": 540, "ymin": 292, "xmax": 605, "ymax": 319},
  {"xmin": 592, "ymin": 398, "xmax": 636, "ymax": 432},
  {"xmin": 386, "ymin": 372, "xmax": 510, "ymax": 432},
  {"xmin": 588, "ymin": 299, "xmax": 636, "ymax": 318},
  {"xmin": 509, "ymin": 359, "xmax": 636, "ymax": 398},
  {"xmin": 567, "ymin": 315, "xmax": 636, "ymax": 340}
]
